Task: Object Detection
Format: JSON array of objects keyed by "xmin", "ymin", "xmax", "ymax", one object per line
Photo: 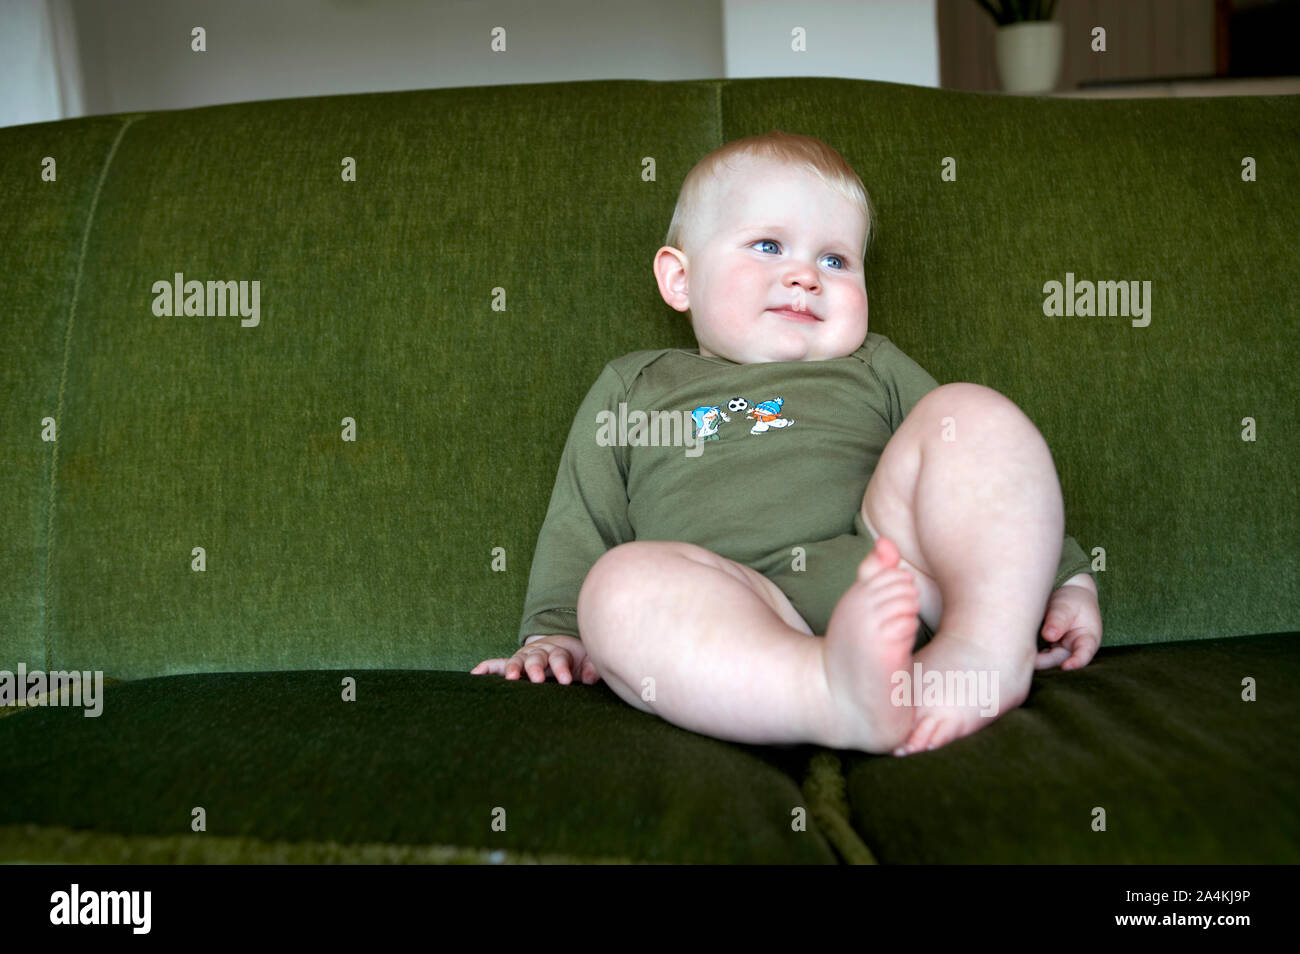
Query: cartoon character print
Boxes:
[
  {"xmin": 690, "ymin": 404, "xmax": 730, "ymax": 441},
  {"xmin": 745, "ymin": 397, "xmax": 794, "ymax": 435},
  {"xmin": 690, "ymin": 396, "xmax": 794, "ymax": 440}
]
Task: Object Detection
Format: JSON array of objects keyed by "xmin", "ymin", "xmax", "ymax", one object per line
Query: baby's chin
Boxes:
[
  {"xmin": 702, "ymin": 342, "xmax": 856, "ymax": 364},
  {"xmin": 701, "ymin": 322, "xmax": 867, "ymax": 363}
]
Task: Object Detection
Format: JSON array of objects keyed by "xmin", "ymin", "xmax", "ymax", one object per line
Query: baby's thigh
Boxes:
[
  {"xmin": 702, "ymin": 547, "xmax": 816, "ymax": 637},
  {"xmin": 598, "ymin": 541, "xmax": 815, "ymax": 637}
]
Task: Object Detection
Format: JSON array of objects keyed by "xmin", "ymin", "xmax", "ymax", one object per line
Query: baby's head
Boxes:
[{"xmin": 655, "ymin": 130, "xmax": 876, "ymax": 364}]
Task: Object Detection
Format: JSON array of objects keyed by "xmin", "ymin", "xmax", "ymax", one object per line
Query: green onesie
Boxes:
[{"xmin": 518, "ymin": 331, "xmax": 1093, "ymax": 647}]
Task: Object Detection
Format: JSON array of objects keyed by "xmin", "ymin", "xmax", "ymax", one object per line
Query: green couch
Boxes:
[{"xmin": 2, "ymin": 78, "xmax": 1297, "ymax": 864}]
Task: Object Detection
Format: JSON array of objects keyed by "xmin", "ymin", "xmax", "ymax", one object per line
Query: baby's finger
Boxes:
[
  {"xmin": 1034, "ymin": 646, "xmax": 1070, "ymax": 670},
  {"xmin": 549, "ymin": 649, "xmax": 574, "ymax": 684},
  {"xmin": 470, "ymin": 659, "xmax": 504, "ymax": 675},
  {"xmin": 1041, "ymin": 610, "xmax": 1074, "ymax": 642},
  {"xmin": 1061, "ymin": 633, "xmax": 1101, "ymax": 671},
  {"xmin": 505, "ymin": 651, "xmax": 540, "ymax": 680},
  {"xmin": 522, "ymin": 650, "xmax": 550, "ymax": 682}
]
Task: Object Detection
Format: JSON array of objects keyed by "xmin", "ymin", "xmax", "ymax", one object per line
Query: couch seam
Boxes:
[
  {"xmin": 801, "ymin": 749, "xmax": 878, "ymax": 864},
  {"xmin": 43, "ymin": 113, "xmax": 147, "ymax": 673}
]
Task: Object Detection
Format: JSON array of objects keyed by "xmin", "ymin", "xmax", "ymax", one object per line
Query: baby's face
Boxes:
[{"xmin": 657, "ymin": 158, "xmax": 868, "ymax": 363}]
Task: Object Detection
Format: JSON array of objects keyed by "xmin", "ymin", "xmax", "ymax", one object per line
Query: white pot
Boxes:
[{"xmin": 994, "ymin": 21, "xmax": 1064, "ymax": 94}]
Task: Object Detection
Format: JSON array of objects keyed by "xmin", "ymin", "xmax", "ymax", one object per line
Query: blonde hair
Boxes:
[{"xmin": 663, "ymin": 130, "xmax": 876, "ymax": 263}]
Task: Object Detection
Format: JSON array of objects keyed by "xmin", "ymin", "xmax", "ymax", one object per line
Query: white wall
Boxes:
[
  {"xmin": 0, "ymin": 0, "xmax": 76, "ymax": 128},
  {"xmin": 723, "ymin": 0, "xmax": 938, "ymax": 86},
  {"xmin": 68, "ymin": 0, "xmax": 725, "ymax": 119},
  {"xmin": 0, "ymin": 0, "xmax": 941, "ymax": 129}
]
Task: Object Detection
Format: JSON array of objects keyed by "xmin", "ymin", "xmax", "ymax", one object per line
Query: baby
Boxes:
[{"xmin": 472, "ymin": 130, "xmax": 1102, "ymax": 756}]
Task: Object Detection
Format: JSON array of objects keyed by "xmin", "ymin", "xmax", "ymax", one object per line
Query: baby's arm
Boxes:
[
  {"xmin": 514, "ymin": 362, "xmax": 635, "ymax": 647},
  {"xmin": 470, "ymin": 362, "xmax": 635, "ymax": 682}
]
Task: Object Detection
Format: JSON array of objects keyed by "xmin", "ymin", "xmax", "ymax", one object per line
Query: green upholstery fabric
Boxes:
[
  {"xmin": 0, "ymin": 81, "xmax": 1295, "ymax": 681},
  {"xmin": 0, "ymin": 670, "xmax": 838, "ymax": 864},
  {"xmin": 0, "ymin": 78, "xmax": 1296, "ymax": 863},
  {"xmin": 1, "ymin": 117, "xmax": 134, "ymax": 673},
  {"xmin": 1, "ymin": 82, "xmax": 735, "ymax": 679},
  {"xmin": 841, "ymin": 633, "xmax": 1300, "ymax": 863}
]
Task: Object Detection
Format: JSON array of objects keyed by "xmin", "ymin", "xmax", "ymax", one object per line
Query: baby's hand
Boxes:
[
  {"xmin": 1035, "ymin": 582, "xmax": 1102, "ymax": 671},
  {"xmin": 470, "ymin": 634, "xmax": 602, "ymax": 685}
]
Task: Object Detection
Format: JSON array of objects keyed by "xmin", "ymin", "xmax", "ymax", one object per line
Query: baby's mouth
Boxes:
[{"xmin": 767, "ymin": 307, "xmax": 822, "ymax": 323}]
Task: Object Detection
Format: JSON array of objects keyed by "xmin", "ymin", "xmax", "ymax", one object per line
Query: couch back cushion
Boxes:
[{"xmin": 1, "ymin": 80, "xmax": 1295, "ymax": 679}]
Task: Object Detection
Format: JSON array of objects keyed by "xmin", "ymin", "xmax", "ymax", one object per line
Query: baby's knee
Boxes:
[
  {"xmin": 584, "ymin": 541, "xmax": 694, "ymax": 588},
  {"xmin": 578, "ymin": 544, "xmax": 641, "ymax": 618},
  {"xmin": 578, "ymin": 542, "xmax": 694, "ymax": 631},
  {"xmin": 920, "ymin": 382, "xmax": 1037, "ymax": 437}
]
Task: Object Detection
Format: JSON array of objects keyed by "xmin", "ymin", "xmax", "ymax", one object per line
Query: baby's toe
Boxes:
[{"xmin": 895, "ymin": 715, "xmax": 936, "ymax": 755}]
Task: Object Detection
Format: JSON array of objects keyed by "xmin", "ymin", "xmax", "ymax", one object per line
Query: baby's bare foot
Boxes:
[
  {"xmin": 892, "ymin": 629, "xmax": 1035, "ymax": 756},
  {"xmin": 821, "ymin": 537, "xmax": 921, "ymax": 752}
]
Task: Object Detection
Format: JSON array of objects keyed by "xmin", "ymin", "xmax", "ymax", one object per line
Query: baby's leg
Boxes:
[
  {"xmin": 576, "ymin": 539, "xmax": 920, "ymax": 751},
  {"xmin": 860, "ymin": 382, "xmax": 1065, "ymax": 755}
]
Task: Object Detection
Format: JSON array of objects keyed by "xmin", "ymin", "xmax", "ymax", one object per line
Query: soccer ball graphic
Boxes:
[{"xmin": 727, "ymin": 398, "xmax": 748, "ymax": 413}]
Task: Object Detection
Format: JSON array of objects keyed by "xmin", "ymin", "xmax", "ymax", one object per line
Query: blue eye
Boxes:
[{"xmin": 752, "ymin": 240, "xmax": 847, "ymax": 270}]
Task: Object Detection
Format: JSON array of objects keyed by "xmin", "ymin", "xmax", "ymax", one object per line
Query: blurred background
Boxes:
[{"xmin": 3, "ymin": 0, "xmax": 1298, "ymax": 129}]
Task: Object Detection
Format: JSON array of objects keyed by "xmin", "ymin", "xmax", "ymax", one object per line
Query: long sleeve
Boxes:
[
  {"xmin": 871, "ymin": 335, "xmax": 1093, "ymax": 596},
  {"xmin": 517, "ymin": 363, "xmax": 636, "ymax": 646},
  {"xmin": 1051, "ymin": 536, "xmax": 1094, "ymax": 592}
]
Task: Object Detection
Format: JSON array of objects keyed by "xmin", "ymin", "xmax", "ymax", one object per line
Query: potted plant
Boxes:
[{"xmin": 974, "ymin": 0, "xmax": 1064, "ymax": 94}]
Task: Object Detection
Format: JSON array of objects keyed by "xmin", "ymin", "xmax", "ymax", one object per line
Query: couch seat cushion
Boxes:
[
  {"xmin": 839, "ymin": 633, "xmax": 1300, "ymax": 862},
  {"xmin": 0, "ymin": 669, "xmax": 837, "ymax": 864}
]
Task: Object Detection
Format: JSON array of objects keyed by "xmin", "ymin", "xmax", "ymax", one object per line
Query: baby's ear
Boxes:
[{"xmin": 653, "ymin": 246, "xmax": 691, "ymax": 312}]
